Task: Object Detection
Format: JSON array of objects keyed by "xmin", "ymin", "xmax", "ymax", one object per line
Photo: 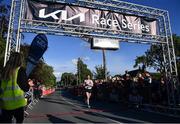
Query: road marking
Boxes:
[
  {"xmin": 61, "ymin": 97, "xmax": 82, "ymax": 109},
  {"xmin": 105, "ymin": 118, "xmax": 124, "ymax": 124},
  {"xmin": 27, "ymin": 111, "xmax": 85, "ymax": 119},
  {"xmin": 60, "ymin": 95, "xmax": 150, "ymax": 123},
  {"xmin": 108, "ymin": 115, "xmax": 149, "ymax": 123},
  {"xmin": 61, "ymin": 96, "xmax": 122, "ymax": 123}
]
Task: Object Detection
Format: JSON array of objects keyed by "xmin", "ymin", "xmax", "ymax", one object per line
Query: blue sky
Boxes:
[
  {"xmin": 4, "ymin": 0, "xmax": 180, "ymax": 80},
  {"xmin": 23, "ymin": 34, "xmax": 150, "ymax": 80}
]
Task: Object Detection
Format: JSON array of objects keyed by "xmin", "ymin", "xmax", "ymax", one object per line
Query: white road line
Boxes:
[
  {"xmin": 61, "ymin": 97, "xmax": 82, "ymax": 109},
  {"xmin": 106, "ymin": 118, "xmax": 124, "ymax": 124},
  {"xmin": 60, "ymin": 95, "xmax": 150, "ymax": 123},
  {"xmin": 109, "ymin": 115, "xmax": 149, "ymax": 123},
  {"xmin": 61, "ymin": 96, "xmax": 121, "ymax": 123}
]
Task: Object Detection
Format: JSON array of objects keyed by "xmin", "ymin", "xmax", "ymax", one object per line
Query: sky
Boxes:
[{"xmin": 3, "ymin": 0, "xmax": 180, "ymax": 81}]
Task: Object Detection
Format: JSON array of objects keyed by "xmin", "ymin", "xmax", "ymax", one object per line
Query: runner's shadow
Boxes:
[{"xmin": 46, "ymin": 114, "xmax": 73, "ymax": 123}]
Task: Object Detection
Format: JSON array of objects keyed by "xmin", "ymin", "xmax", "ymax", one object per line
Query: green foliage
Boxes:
[
  {"xmin": 173, "ymin": 34, "xmax": 180, "ymax": 80},
  {"xmin": 94, "ymin": 65, "xmax": 109, "ymax": 80},
  {"xmin": 150, "ymin": 73, "xmax": 161, "ymax": 80},
  {"xmin": 0, "ymin": 2, "xmax": 10, "ymax": 37},
  {"xmin": 0, "ymin": 37, "xmax": 6, "ymax": 75},
  {"xmin": 77, "ymin": 58, "xmax": 92, "ymax": 84},
  {"xmin": 134, "ymin": 55, "xmax": 147, "ymax": 68},
  {"xmin": 29, "ymin": 61, "xmax": 56, "ymax": 87},
  {"xmin": 147, "ymin": 45, "xmax": 164, "ymax": 72},
  {"xmin": 61, "ymin": 72, "xmax": 77, "ymax": 86},
  {"xmin": 20, "ymin": 44, "xmax": 56, "ymax": 87},
  {"xmin": 0, "ymin": 1, "xmax": 10, "ymax": 76},
  {"xmin": 134, "ymin": 35, "xmax": 180, "ymax": 78},
  {"xmin": 20, "ymin": 44, "xmax": 30, "ymax": 67},
  {"xmin": 0, "ymin": 1, "xmax": 56, "ymax": 86},
  {"xmin": 134, "ymin": 45, "xmax": 164, "ymax": 72},
  {"xmin": 0, "ymin": 42, "xmax": 56, "ymax": 87},
  {"xmin": 173, "ymin": 34, "xmax": 180, "ymax": 57}
]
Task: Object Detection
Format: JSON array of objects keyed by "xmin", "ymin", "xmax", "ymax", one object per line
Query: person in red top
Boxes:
[{"xmin": 84, "ymin": 75, "xmax": 94, "ymax": 108}]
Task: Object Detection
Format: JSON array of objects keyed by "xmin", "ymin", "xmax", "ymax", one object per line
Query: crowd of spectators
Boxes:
[
  {"xmin": 27, "ymin": 79, "xmax": 43, "ymax": 99},
  {"xmin": 70, "ymin": 70, "xmax": 177, "ymax": 107}
]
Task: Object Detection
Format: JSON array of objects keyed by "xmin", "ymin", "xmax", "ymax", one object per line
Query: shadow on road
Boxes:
[
  {"xmin": 60, "ymin": 89, "xmax": 124, "ymax": 111},
  {"xmin": 84, "ymin": 110, "xmax": 137, "ymax": 123},
  {"xmin": 47, "ymin": 114, "xmax": 73, "ymax": 123},
  {"xmin": 42, "ymin": 98, "xmax": 70, "ymax": 106},
  {"xmin": 60, "ymin": 89, "xmax": 180, "ymax": 123},
  {"xmin": 74, "ymin": 116, "xmax": 103, "ymax": 123}
]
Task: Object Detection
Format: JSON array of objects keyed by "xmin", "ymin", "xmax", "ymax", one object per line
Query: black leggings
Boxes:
[{"xmin": 1, "ymin": 107, "xmax": 24, "ymax": 123}]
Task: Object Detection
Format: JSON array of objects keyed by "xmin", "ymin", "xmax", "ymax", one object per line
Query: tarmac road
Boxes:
[{"xmin": 24, "ymin": 89, "xmax": 180, "ymax": 123}]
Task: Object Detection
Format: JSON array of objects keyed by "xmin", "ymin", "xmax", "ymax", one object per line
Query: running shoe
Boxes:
[{"xmin": 88, "ymin": 105, "xmax": 91, "ymax": 108}]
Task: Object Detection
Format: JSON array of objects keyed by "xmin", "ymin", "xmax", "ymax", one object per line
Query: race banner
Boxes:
[{"xmin": 24, "ymin": 0, "xmax": 158, "ymax": 35}]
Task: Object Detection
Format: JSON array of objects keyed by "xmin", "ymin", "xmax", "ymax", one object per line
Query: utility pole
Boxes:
[
  {"xmin": 102, "ymin": 49, "xmax": 107, "ymax": 81},
  {"xmin": 77, "ymin": 57, "xmax": 81, "ymax": 85}
]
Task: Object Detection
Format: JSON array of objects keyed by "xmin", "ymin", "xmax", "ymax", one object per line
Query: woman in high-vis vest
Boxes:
[{"xmin": 0, "ymin": 52, "xmax": 29, "ymax": 123}]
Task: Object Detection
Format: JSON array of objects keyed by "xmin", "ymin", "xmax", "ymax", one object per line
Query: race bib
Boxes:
[{"xmin": 85, "ymin": 86, "xmax": 92, "ymax": 89}]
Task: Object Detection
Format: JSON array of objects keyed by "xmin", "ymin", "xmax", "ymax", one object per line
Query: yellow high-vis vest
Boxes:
[{"xmin": 0, "ymin": 68, "xmax": 27, "ymax": 110}]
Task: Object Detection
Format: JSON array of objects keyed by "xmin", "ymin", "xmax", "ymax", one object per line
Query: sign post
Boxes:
[{"xmin": 102, "ymin": 49, "xmax": 107, "ymax": 81}]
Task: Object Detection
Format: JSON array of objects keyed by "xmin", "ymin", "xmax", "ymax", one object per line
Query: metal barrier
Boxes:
[
  {"xmin": 24, "ymin": 88, "xmax": 55, "ymax": 117},
  {"xmin": 24, "ymin": 88, "xmax": 38, "ymax": 117}
]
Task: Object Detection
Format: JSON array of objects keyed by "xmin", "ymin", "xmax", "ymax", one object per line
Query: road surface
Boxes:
[{"xmin": 24, "ymin": 89, "xmax": 180, "ymax": 123}]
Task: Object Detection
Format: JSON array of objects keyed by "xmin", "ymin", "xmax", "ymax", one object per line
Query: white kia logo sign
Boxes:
[
  {"xmin": 39, "ymin": 8, "xmax": 150, "ymax": 33},
  {"xmin": 39, "ymin": 9, "xmax": 85, "ymax": 22},
  {"xmin": 25, "ymin": 0, "xmax": 158, "ymax": 35}
]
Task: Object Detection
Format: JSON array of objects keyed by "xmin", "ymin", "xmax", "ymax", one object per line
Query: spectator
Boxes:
[
  {"xmin": 37, "ymin": 80, "xmax": 42, "ymax": 98},
  {"xmin": 123, "ymin": 74, "xmax": 132, "ymax": 104},
  {"xmin": 70, "ymin": 71, "xmax": 170, "ymax": 107},
  {"xmin": 159, "ymin": 77, "xmax": 167, "ymax": 105},
  {"xmin": 92, "ymin": 82, "xmax": 98, "ymax": 101},
  {"xmin": 144, "ymin": 72, "xmax": 152, "ymax": 103},
  {"xmin": 0, "ymin": 52, "xmax": 29, "ymax": 123}
]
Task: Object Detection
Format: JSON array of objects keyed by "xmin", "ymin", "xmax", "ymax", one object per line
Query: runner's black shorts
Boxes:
[{"xmin": 85, "ymin": 88, "xmax": 92, "ymax": 93}]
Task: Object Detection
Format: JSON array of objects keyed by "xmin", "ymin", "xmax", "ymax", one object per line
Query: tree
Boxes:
[
  {"xmin": 20, "ymin": 44, "xmax": 56, "ymax": 87},
  {"xmin": 20, "ymin": 43, "xmax": 30, "ymax": 67},
  {"xmin": 0, "ymin": 1, "xmax": 10, "ymax": 38},
  {"xmin": 29, "ymin": 61, "xmax": 56, "ymax": 87},
  {"xmin": 134, "ymin": 55, "xmax": 148, "ymax": 71},
  {"xmin": 94, "ymin": 65, "xmax": 110, "ymax": 80},
  {"xmin": 134, "ymin": 45, "xmax": 164, "ymax": 72},
  {"xmin": 0, "ymin": 1, "xmax": 10, "ymax": 75},
  {"xmin": 0, "ymin": 1, "xmax": 57, "ymax": 85},
  {"xmin": 77, "ymin": 58, "xmax": 92, "ymax": 84},
  {"xmin": 173, "ymin": 34, "xmax": 180, "ymax": 57},
  {"xmin": 173, "ymin": 34, "xmax": 180, "ymax": 80},
  {"xmin": 61, "ymin": 73, "xmax": 77, "ymax": 86},
  {"xmin": 0, "ymin": 37, "xmax": 6, "ymax": 75},
  {"xmin": 134, "ymin": 35, "xmax": 180, "ymax": 77}
]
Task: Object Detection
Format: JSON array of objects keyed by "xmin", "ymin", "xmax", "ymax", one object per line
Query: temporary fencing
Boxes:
[{"xmin": 24, "ymin": 87, "xmax": 55, "ymax": 117}]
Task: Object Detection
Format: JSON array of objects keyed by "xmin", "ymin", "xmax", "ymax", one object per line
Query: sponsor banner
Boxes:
[{"xmin": 24, "ymin": 0, "xmax": 158, "ymax": 35}]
